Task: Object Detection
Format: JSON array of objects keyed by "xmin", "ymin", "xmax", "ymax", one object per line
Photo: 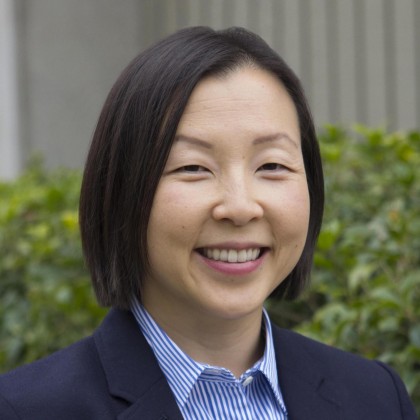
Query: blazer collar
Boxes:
[
  {"xmin": 95, "ymin": 309, "xmax": 342, "ymax": 420},
  {"xmin": 94, "ymin": 309, "xmax": 183, "ymax": 420},
  {"xmin": 272, "ymin": 325, "xmax": 342, "ymax": 419}
]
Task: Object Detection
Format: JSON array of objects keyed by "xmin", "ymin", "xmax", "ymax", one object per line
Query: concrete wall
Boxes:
[
  {"xmin": 0, "ymin": 0, "xmax": 21, "ymax": 179},
  {"xmin": 13, "ymin": 0, "xmax": 146, "ymax": 172},
  {"xmin": 1, "ymin": 0, "xmax": 419, "ymax": 178}
]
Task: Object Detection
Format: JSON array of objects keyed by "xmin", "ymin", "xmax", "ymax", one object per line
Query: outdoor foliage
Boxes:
[
  {"xmin": 0, "ymin": 160, "xmax": 106, "ymax": 369},
  {"xmin": 1, "ymin": 127, "xmax": 419, "ymax": 413},
  {"xmin": 269, "ymin": 126, "xmax": 420, "ymax": 413}
]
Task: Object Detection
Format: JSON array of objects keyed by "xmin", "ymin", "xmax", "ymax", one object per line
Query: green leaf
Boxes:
[{"xmin": 409, "ymin": 326, "xmax": 420, "ymax": 348}]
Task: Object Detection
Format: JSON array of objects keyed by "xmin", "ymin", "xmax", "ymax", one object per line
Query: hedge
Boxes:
[
  {"xmin": 1, "ymin": 127, "xmax": 419, "ymax": 414},
  {"xmin": 268, "ymin": 126, "xmax": 420, "ymax": 413}
]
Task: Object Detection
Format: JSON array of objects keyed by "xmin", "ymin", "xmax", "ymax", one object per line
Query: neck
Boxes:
[{"xmin": 145, "ymin": 304, "xmax": 265, "ymax": 378}]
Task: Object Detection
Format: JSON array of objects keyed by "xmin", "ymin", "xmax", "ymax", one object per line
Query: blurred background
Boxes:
[
  {"xmin": 1, "ymin": 0, "xmax": 419, "ymax": 178},
  {"xmin": 1, "ymin": 0, "xmax": 419, "ymax": 414}
]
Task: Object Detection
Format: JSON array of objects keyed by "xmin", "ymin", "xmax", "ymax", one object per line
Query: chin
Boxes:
[{"xmin": 200, "ymin": 299, "xmax": 265, "ymax": 322}]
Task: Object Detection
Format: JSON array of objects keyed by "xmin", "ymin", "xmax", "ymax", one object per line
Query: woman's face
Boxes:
[{"xmin": 143, "ymin": 66, "xmax": 310, "ymax": 323}]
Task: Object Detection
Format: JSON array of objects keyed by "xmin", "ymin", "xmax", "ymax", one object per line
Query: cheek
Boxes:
[
  {"xmin": 294, "ymin": 187, "xmax": 310, "ymax": 225},
  {"xmin": 292, "ymin": 185, "xmax": 310, "ymax": 228},
  {"xmin": 272, "ymin": 183, "xmax": 310, "ymax": 240},
  {"xmin": 147, "ymin": 183, "xmax": 206, "ymax": 247}
]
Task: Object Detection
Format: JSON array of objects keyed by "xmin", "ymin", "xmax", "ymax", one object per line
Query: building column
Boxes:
[{"xmin": 0, "ymin": 0, "xmax": 21, "ymax": 179}]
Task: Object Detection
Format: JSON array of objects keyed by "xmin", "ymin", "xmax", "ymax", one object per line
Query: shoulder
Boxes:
[
  {"xmin": 272, "ymin": 325, "xmax": 372, "ymax": 369},
  {"xmin": 272, "ymin": 325, "xmax": 417, "ymax": 419},
  {"xmin": 273, "ymin": 325, "xmax": 393, "ymax": 378},
  {"xmin": 0, "ymin": 335, "xmax": 120, "ymax": 419}
]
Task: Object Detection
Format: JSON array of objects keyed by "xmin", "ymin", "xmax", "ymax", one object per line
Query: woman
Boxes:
[{"xmin": 0, "ymin": 27, "xmax": 416, "ymax": 419}]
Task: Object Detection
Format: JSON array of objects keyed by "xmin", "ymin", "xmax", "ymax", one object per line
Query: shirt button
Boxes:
[{"xmin": 242, "ymin": 376, "xmax": 253, "ymax": 387}]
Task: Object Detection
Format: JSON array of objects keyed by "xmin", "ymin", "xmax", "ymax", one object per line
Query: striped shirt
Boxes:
[{"xmin": 131, "ymin": 300, "xmax": 288, "ymax": 419}]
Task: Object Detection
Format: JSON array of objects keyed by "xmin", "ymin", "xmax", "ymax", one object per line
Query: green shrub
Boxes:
[
  {"xmin": 269, "ymin": 126, "xmax": 420, "ymax": 413},
  {"xmin": 0, "ymin": 160, "xmax": 106, "ymax": 369},
  {"xmin": 1, "ymin": 127, "xmax": 419, "ymax": 414}
]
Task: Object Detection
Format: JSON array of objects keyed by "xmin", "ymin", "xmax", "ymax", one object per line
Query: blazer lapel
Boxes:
[
  {"xmin": 117, "ymin": 378, "xmax": 183, "ymax": 420},
  {"xmin": 94, "ymin": 309, "xmax": 343, "ymax": 419},
  {"xmin": 94, "ymin": 309, "xmax": 183, "ymax": 420},
  {"xmin": 272, "ymin": 326, "xmax": 342, "ymax": 420}
]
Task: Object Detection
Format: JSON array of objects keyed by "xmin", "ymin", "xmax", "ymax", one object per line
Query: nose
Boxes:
[{"xmin": 212, "ymin": 176, "xmax": 264, "ymax": 226}]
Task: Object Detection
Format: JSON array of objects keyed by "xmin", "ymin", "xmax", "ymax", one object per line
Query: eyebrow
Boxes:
[
  {"xmin": 252, "ymin": 132, "xmax": 298, "ymax": 148},
  {"xmin": 174, "ymin": 135, "xmax": 213, "ymax": 149},
  {"xmin": 174, "ymin": 132, "xmax": 298, "ymax": 149}
]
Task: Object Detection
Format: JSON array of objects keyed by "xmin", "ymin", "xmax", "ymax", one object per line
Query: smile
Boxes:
[{"xmin": 200, "ymin": 248, "xmax": 262, "ymax": 263}]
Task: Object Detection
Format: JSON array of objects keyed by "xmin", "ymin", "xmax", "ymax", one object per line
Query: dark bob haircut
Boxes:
[{"xmin": 79, "ymin": 26, "xmax": 324, "ymax": 309}]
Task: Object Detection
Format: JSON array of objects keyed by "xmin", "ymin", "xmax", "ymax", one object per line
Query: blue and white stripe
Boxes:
[{"xmin": 131, "ymin": 300, "xmax": 288, "ymax": 419}]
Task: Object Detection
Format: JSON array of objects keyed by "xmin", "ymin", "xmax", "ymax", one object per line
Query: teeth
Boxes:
[
  {"xmin": 203, "ymin": 248, "xmax": 261, "ymax": 263},
  {"xmin": 228, "ymin": 250, "xmax": 237, "ymax": 263},
  {"xmin": 238, "ymin": 250, "xmax": 247, "ymax": 262}
]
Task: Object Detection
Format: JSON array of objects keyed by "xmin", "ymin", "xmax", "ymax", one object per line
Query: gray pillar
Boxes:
[{"xmin": 0, "ymin": 0, "xmax": 21, "ymax": 179}]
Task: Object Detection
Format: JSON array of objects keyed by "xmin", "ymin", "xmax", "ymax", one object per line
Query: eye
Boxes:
[
  {"xmin": 258, "ymin": 163, "xmax": 286, "ymax": 171},
  {"xmin": 178, "ymin": 165, "xmax": 209, "ymax": 173}
]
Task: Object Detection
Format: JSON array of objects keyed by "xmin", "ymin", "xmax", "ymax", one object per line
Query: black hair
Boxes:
[{"xmin": 79, "ymin": 26, "xmax": 324, "ymax": 309}]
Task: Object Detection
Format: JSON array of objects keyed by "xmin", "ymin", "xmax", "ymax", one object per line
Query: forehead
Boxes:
[{"xmin": 177, "ymin": 66, "xmax": 300, "ymax": 142}]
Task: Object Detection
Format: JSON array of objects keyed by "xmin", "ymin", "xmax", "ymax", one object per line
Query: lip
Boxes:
[
  {"xmin": 195, "ymin": 244, "xmax": 268, "ymax": 275},
  {"xmin": 198, "ymin": 241, "xmax": 267, "ymax": 250}
]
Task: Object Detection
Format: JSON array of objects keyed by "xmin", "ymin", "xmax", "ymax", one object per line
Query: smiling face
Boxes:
[{"xmin": 142, "ymin": 66, "xmax": 310, "ymax": 324}]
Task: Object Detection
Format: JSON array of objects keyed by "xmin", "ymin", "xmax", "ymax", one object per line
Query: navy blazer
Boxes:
[{"xmin": 0, "ymin": 309, "xmax": 416, "ymax": 419}]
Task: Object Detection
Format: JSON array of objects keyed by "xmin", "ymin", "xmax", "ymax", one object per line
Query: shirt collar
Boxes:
[
  {"xmin": 260, "ymin": 308, "xmax": 288, "ymax": 413},
  {"xmin": 131, "ymin": 299, "xmax": 286, "ymax": 412}
]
